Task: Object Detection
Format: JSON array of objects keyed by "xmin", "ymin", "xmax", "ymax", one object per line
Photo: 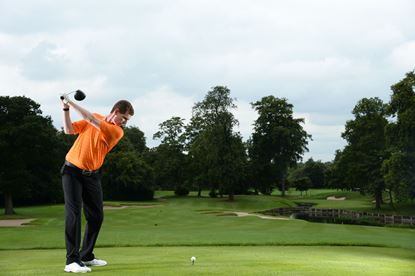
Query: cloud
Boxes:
[
  {"xmin": 131, "ymin": 86, "xmax": 194, "ymax": 145},
  {"xmin": 1, "ymin": 0, "xmax": 414, "ymax": 161},
  {"xmin": 296, "ymin": 112, "xmax": 346, "ymax": 162},
  {"xmin": 20, "ymin": 41, "xmax": 67, "ymax": 80},
  {"xmin": 233, "ymin": 100, "xmax": 256, "ymax": 138},
  {"xmin": 388, "ymin": 41, "xmax": 415, "ymax": 71}
]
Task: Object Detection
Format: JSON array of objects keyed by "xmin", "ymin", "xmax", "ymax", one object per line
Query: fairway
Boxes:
[
  {"xmin": 0, "ymin": 246, "xmax": 414, "ymax": 275},
  {"xmin": 0, "ymin": 191, "xmax": 414, "ymax": 275}
]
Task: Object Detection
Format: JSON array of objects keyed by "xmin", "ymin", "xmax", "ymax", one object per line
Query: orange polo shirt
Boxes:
[{"xmin": 65, "ymin": 113, "xmax": 124, "ymax": 171}]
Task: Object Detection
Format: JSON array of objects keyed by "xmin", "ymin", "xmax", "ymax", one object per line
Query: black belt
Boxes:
[{"xmin": 64, "ymin": 161, "xmax": 100, "ymax": 176}]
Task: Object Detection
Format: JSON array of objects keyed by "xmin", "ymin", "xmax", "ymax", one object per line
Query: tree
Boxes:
[
  {"xmin": 303, "ymin": 158, "xmax": 326, "ymax": 188},
  {"xmin": 382, "ymin": 151, "xmax": 413, "ymax": 207},
  {"xmin": 289, "ymin": 159, "xmax": 327, "ymax": 189},
  {"xmin": 102, "ymin": 125, "xmax": 155, "ymax": 200},
  {"xmin": 341, "ymin": 97, "xmax": 388, "ymax": 209},
  {"xmin": 249, "ymin": 96, "xmax": 311, "ymax": 196},
  {"xmin": 287, "ymin": 163, "xmax": 305, "ymax": 185},
  {"xmin": 294, "ymin": 177, "xmax": 312, "ymax": 196},
  {"xmin": 153, "ymin": 117, "xmax": 186, "ymax": 147},
  {"xmin": 186, "ymin": 130, "xmax": 213, "ymax": 197},
  {"xmin": 383, "ymin": 70, "xmax": 415, "ymax": 204},
  {"xmin": 124, "ymin": 126, "xmax": 147, "ymax": 154},
  {"xmin": 220, "ymin": 132, "xmax": 247, "ymax": 200},
  {"xmin": 325, "ymin": 150, "xmax": 349, "ymax": 190},
  {"xmin": 102, "ymin": 151, "xmax": 154, "ymax": 200},
  {"xmin": 0, "ymin": 96, "xmax": 60, "ymax": 214},
  {"xmin": 152, "ymin": 117, "xmax": 188, "ymax": 193},
  {"xmin": 186, "ymin": 86, "xmax": 246, "ymax": 200}
]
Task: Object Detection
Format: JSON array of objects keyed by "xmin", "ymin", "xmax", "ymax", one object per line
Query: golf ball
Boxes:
[{"xmin": 191, "ymin": 256, "xmax": 196, "ymax": 264}]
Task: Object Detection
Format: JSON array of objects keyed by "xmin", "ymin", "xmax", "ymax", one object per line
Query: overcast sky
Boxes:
[{"xmin": 1, "ymin": 0, "xmax": 414, "ymax": 161}]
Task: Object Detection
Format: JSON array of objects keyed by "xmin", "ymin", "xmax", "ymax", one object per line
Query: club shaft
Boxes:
[{"xmin": 60, "ymin": 91, "xmax": 76, "ymax": 100}]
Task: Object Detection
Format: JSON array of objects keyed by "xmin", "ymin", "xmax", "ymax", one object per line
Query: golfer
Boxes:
[{"xmin": 60, "ymin": 95, "xmax": 134, "ymax": 273}]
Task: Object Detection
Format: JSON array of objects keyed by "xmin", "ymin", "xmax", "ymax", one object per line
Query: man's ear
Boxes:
[{"xmin": 113, "ymin": 108, "xmax": 120, "ymax": 115}]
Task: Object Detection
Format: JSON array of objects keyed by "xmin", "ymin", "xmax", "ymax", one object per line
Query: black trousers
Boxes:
[{"xmin": 62, "ymin": 164, "xmax": 104, "ymax": 265}]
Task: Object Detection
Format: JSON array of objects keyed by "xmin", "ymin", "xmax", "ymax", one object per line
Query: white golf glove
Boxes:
[{"xmin": 61, "ymin": 94, "xmax": 70, "ymax": 105}]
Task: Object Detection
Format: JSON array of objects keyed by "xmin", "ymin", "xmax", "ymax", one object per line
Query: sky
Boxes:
[{"xmin": 1, "ymin": 0, "xmax": 414, "ymax": 161}]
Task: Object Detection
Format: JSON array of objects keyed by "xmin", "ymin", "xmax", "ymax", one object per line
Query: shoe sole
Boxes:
[
  {"xmin": 82, "ymin": 261, "xmax": 107, "ymax": 267},
  {"xmin": 64, "ymin": 268, "xmax": 90, "ymax": 273}
]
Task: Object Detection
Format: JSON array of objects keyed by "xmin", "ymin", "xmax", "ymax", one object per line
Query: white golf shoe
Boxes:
[
  {"xmin": 82, "ymin": 258, "xmax": 107, "ymax": 267},
  {"xmin": 64, "ymin": 262, "xmax": 91, "ymax": 273}
]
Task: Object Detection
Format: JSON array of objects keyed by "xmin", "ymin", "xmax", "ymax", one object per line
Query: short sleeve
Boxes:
[{"xmin": 72, "ymin": 120, "xmax": 88, "ymax": 134}]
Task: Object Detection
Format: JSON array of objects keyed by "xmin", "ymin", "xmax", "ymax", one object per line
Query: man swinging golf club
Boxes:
[{"xmin": 60, "ymin": 91, "xmax": 134, "ymax": 273}]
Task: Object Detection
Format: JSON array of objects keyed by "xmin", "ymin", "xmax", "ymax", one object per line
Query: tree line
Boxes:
[
  {"xmin": 328, "ymin": 71, "xmax": 415, "ymax": 209},
  {"xmin": 1, "ymin": 71, "xmax": 414, "ymax": 214}
]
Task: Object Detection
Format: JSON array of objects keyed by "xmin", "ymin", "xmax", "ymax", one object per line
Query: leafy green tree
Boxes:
[
  {"xmin": 246, "ymin": 138, "xmax": 276, "ymax": 195},
  {"xmin": 102, "ymin": 151, "xmax": 154, "ymax": 200},
  {"xmin": 153, "ymin": 117, "xmax": 186, "ymax": 147},
  {"xmin": 0, "ymin": 96, "xmax": 61, "ymax": 214},
  {"xmin": 382, "ymin": 152, "xmax": 412, "ymax": 207},
  {"xmin": 293, "ymin": 176, "xmax": 312, "ymax": 196},
  {"xmin": 186, "ymin": 130, "xmax": 213, "ymax": 197},
  {"xmin": 340, "ymin": 97, "xmax": 388, "ymax": 209},
  {"xmin": 124, "ymin": 126, "xmax": 147, "ymax": 153},
  {"xmin": 286, "ymin": 163, "xmax": 305, "ymax": 188},
  {"xmin": 187, "ymin": 86, "xmax": 246, "ymax": 200},
  {"xmin": 57, "ymin": 129, "xmax": 76, "ymax": 154},
  {"xmin": 383, "ymin": 70, "xmax": 415, "ymax": 204},
  {"xmin": 220, "ymin": 132, "xmax": 247, "ymax": 199},
  {"xmin": 325, "ymin": 149, "xmax": 352, "ymax": 190},
  {"xmin": 147, "ymin": 144, "xmax": 187, "ymax": 191},
  {"xmin": 102, "ymin": 125, "xmax": 154, "ymax": 200},
  {"xmin": 152, "ymin": 117, "xmax": 188, "ymax": 193},
  {"xmin": 250, "ymin": 96, "xmax": 310, "ymax": 196},
  {"xmin": 303, "ymin": 158, "xmax": 326, "ymax": 188},
  {"xmin": 287, "ymin": 159, "xmax": 326, "ymax": 189}
]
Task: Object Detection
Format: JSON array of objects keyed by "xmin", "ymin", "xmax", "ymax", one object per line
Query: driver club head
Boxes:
[
  {"xmin": 60, "ymin": 90, "xmax": 86, "ymax": 101},
  {"xmin": 74, "ymin": 90, "xmax": 86, "ymax": 101}
]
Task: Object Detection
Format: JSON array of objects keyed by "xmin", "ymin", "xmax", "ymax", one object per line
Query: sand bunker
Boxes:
[
  {"xmin": 103, "ymin": 205, "xmax": 160, "ymax": 210},
  {"xmin": 0, "ymin": 219, "xmax": 36, "ymax": 227},
  {"xmin": 227, "ymin": 212, "xmax": 289, "ymax": 220},
  {"xmin": 103, "ymin": 206, "xmax": 129, "ymax": 210},
  {"xmin": 326, "ymin": 196, "xmax": 346, "ymax": 200}
]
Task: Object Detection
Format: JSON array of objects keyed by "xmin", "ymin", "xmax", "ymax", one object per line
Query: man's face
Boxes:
[{"xmin": 113, "ymin": 109, "xmax": 132, "ymax": 127}]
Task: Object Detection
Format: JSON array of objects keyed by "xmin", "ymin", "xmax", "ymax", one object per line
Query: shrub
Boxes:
[{"xmin": 175, "ymin": 186, "xmax": 189, "ymax": 196}]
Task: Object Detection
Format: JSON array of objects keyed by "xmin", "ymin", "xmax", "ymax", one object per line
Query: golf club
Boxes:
[{"xmin": 60, "ymin": 90, "xmax": 86, "ymax": 101}]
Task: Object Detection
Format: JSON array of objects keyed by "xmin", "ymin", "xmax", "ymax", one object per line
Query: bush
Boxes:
[
  {"xmin": 102, "ymin": 151, "xmax": 155, "ymax": 201},
  {"xmin": 209, "ymin": 190, "xmax": 218, "ymax": 198},
  {"xmin": 174, "ymin": 186, "xmax": 189, "ymax": 196},
  {"xmin": 109, "ymin": 187, "xmax": 155, "ymax": 201}
]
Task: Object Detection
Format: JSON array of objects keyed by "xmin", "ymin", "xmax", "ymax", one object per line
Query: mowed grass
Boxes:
[
  {"xmin": 0, "ymin": 246, "xmax": 414, "ymax": 275},
  {"xmin": 0, "ymin": 190, "xmax": 414, "ymax": 275},
  {"xmin": 0, "ymin": 194, "xmax": 414, "ymax": 250}
]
